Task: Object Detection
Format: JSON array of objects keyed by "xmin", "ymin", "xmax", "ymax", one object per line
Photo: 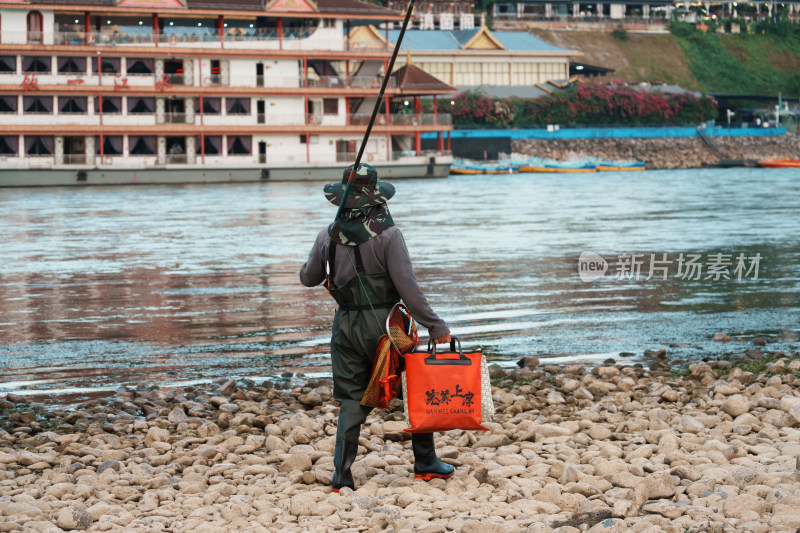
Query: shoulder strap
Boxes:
[
  {"xmin": 353, "ymin": 246, "xmax": 365, "ymax": 273},
  {"xmin": 326, "ymin": 241, "xmax": 337, "ymax": 289}
]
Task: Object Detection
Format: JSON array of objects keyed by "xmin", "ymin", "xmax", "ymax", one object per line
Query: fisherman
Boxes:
[{"xmin": 300, "ymin": 163, "xmax": 455, "ymax": 492}]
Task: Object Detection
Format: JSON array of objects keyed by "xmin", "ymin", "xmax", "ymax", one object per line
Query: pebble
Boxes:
[
  {"xmin": 56, "ymin": 506, "xmax": 93, "ymax": 530},
  {"xmin": 0, "ymin": 349, "xmax": 797, "ymax": 532}
]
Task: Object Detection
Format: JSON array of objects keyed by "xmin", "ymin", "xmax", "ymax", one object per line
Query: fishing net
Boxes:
[{"xmin": 361, "ymin": 304, "xmax": 418, "ymax": 409}]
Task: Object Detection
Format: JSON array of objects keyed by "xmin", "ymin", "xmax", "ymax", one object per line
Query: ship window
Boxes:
[
  {"xmin": 164, "ymin": 59, "xmax": 183, "ymax": 75},
  {"xmin": 0, "ymin": 96, "xmax": 17, "ymax": 113},
  {"xmin": 195, "ymin": 97, "xmax": 221, "ymax": 114},
  {"xmin": 0, "ymin": 136, "xmax": 18, "ymax": 156},
  {"xmin": 227, "ymin": 135, "xmax": 251, "ymax": 155},
  {"xmin": 60, "ymin": 96, "xmax": 87, "ymax": 114},
  {"xmin": 129, "ymin": 135, "xmax": 156, "ymax": 155},
  {"xmin": 299, "ymin": 134, "xmax": 307, "ymax": 144},
  {"xmin": 226, "ymin": 98, "xmax": 250, "ymax": 115},
  {"xmin": 199, "ymin": 135, "xmax": 221, "ymax": 155},
  {"xmin": 58, "ymin": 57, "xmax": 86, "ymax": 74},
  {"xmin": 99, "ymin": 57, "xmax": 121, "ymax": 75},
  {"xmin": 336, "ymin": 140, "xmax": 356, "ymax": 162},
  {"xmin": 27, "ymin": 11, "xmax": 43, "ymax": 44},
  {"xmin": 24, "ymin": 96, "xmax": 52, "ymax": 114},
  {"xmin": 128, "ymin": 97, "xmax": 155, "ymax": 114},
  {"xmin": 25, "ymin": 136, "xmax": 53, "ymax": 156},
  {"xmin": 97, "ymin": 136, "xmax": 123, "ymax": 155},
  {"xmin": 23, "ymin": 56, "xmax": 51, "ymax": 73},
  {"xmin": 323, "ymin": 19, "xmax": 336, "ymax": 28},
  {"xmin": 127, "ymin": 58, "xmax": 154, "ymax": 75},
  {"xmin": 323, "ymin": 98, "xmax": 338, "ymax": 115},
  {"xmin": 0, "ymin": 56, "xmax": 15, "ymax": 73},
  {"xmin": 165, "ymin": 97, "xmax": 185, "ymax": 114},
  {"xmin": 94, "ymin": 96, "xmax": 122, "ymax": 114}
]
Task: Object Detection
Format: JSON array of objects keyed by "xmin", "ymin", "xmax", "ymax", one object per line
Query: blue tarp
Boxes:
[{"xmin": 421, "ymin": 126, "xmax": 788, "ymax": 140}]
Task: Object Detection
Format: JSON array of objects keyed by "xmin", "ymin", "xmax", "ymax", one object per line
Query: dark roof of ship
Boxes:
[
  {"xmin": 392, "ymin": 64, "xmax": 455, "ymax": 93},
  {"xmin": 29, "ymin": 0, "xmax": 117, "ymax": 4},
  {"xmin": 184, "ymin": 0, "xmax": 264, "ymax": 9}
]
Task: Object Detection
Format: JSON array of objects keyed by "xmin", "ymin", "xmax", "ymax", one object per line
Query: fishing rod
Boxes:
[{"xmin": 333, "ymin": 0, "xmax": 416, "ymax": 223}]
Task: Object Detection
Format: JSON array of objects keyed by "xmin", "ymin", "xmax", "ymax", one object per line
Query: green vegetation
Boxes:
[
  {"xmin": 533, "ymin": 24, "xmax": 800, "ymax": 96},
  {"xmin": 611, "ymin": 26, "xmax": 629, "ymax": 42},
  {"xmin": 670, "ymin": 21, "xmax": 800, "ymax": 95}
]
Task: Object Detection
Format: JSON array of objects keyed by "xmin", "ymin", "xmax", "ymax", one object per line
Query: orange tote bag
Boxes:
[{"xmin": 402, "ymin": 338, "xmax": 490, "ymax": 433}]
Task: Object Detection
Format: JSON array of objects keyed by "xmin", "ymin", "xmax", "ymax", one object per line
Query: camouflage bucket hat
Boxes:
[{"xmin": 324, "ymin": 164, "xmax": 395, "ymax": 208}]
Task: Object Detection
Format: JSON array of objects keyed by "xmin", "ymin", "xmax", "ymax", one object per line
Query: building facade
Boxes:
[{"xmin": 349, "ymin": 25, "xmax": 579, "ymax": 89}]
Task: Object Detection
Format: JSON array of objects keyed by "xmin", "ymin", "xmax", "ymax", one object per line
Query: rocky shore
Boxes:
[
  {"xmin": 3, "ymin": 342, "xmax": 800, "ymax": 533},
  {"xmin": 512, "ymin": 134, "xmax": 800, "ymax": 169}
]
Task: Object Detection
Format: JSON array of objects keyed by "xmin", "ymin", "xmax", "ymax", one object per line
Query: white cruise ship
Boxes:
[{"xmin": 0, "ymin": 0, "xmax": 454, "ymax": 186}]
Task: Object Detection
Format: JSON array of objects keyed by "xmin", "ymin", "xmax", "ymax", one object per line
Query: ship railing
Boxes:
[
  {"xmin": 162, "ymin": 74, "xmax": 187, "ymax": 86},
  {"xmin": 164, "ymin": 113, "xmax": 190, "ymax": 124},
  {"xmin": 166, "ymin": 154, "xmax": 188, "ymax": 164},
  {"xmin": 492, "ymin": 13, "xmax": 669, "ymax": 23},
  {"xmin": 349, "ymin": 113, "xmax": 452, "ymax": 126},
  {"xmin": 391, "ymin": 150, "xmax": 452, "ymax": 160},
  {"xmin": 43, "ymin": 29, "xmax": 364, "ymax": 49},
  {"xmin": 334, "ymin": 150, "xmax": 452, "ymax": 162},
  {"xmin": 62, "ymin": 154, "xmax": 87, "ymax": 164},
  {"xmin": 303, "ymin": 77, "xmax": 399, "ymax": 89}
]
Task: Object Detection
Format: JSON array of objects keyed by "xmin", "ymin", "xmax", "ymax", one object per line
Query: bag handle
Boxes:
[{"xmin": 425, "ymin": 337, "xmax": 471, "ymax": 366}]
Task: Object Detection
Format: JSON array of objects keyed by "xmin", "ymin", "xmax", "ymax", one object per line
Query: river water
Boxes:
[{"xmin": 1, "ymin": 168, "xmax": 798, "ymax": 401}]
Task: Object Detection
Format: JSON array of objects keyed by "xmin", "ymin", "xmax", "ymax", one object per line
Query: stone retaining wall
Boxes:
[{"xmin": 512, "ymin": 134, "xmax": 800, "ymax": 169}]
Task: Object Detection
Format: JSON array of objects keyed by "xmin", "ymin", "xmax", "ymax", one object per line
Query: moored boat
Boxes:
[
  {"xmin": 758, "ymin": 159, "xmax": 800, "ymax": 168},
  {"xmin": 519, "ymin": 160, "xmax": 596, "ymax": 173},
  {"xmin": 594, "ymin": 159, "xmax": 646, "ymax": 171},
  {"xmin": 451, "ymin": 158, "xmax": 517, "ymax": 175}
]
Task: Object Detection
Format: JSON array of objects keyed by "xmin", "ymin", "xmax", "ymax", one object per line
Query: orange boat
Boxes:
[{"xmin": 758, "ymin": 159, "xmax": 800, "ymax": 168}]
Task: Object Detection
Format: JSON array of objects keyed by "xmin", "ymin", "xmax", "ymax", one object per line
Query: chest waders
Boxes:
[
  {"xmin": 326, "ymin": 242, "xmax": 455, "ymax": 492},
  {"xmin": 326, "ymin": 242, "xmax": 399, "ymax": 491}
]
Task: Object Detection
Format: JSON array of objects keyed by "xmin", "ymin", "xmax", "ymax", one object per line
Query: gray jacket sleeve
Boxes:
[
  {"xmin": 299, "ymin": 230, "xmax": 328, "ymax": 287},
  {"xmin": 384, "ymin": 229, "xmax": 450, "ymax": 339}
]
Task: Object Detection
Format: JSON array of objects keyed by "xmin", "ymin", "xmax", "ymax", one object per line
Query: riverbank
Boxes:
[
  {"xmin": 2, "ymin": 342, "xmax": 800, "ymax": 532},
  {"xmin": 512, "ymin": 134, "xmax": 800, "ymax": 170}
]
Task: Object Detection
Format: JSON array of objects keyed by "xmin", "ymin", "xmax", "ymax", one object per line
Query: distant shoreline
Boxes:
[{"xmin": 512, "ymin": 134, "xmax": 800, "ymax": 170}]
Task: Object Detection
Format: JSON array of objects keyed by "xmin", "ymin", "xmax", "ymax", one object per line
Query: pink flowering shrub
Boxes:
[
  {"xmin": 520, "ymin": 83, "xmax": 717, "ymax": 125},
  {"xmin": 427, "ymin": 84, "xmax": 717, "ymax": 126}
]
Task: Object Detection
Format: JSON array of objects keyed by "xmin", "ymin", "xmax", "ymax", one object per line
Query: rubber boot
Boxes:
[
  {"xmin": 331, "ymin": 439, "xmax": 358, "ymax": 493},
  {"xmin": 412, "ymin": 433, "xmax": 455, "ymax": 480}
]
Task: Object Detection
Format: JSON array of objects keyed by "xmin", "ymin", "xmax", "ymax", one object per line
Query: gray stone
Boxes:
[
  {"xmin": 721, "ymin": 394, "xmax": 751, "ymax": 417},
  {"xmin": 144, "ymin": 427, "xmax": 169, "ymax": 447},
  {"xmin": 724, "ymin": 467, "xmax": 764, "ymax": 489},
  {"xmin": 298, "ymin": 392, "xmax": 322, "ymax": 407},
  {"xmin": 575, "ymin": 387, "xmax": 594, "ymax": 401},
  {"xmin": 587, "ymin": 518, "xmax": 628, "ymax": 533},
  {"xmin": 56, "ymin": 506, "xmax": 93, "ymax": 530},
  {"xmin": 265, "ymin": 435, "xmax": 290, "ymax": 453},
  {"xmin": 96, "ymin": 460, "xmax": 122, "ymax": 475},
  {"xmin": 279, "ymin": 453, "xmax": 312, "ymax": 473},
  {"xmin": 713, "ymin": 332, "xmax": 732, "ymax": 342},
  {"xmin": 546, "ymin": 391, "xmax": 566, "ymax": 405},
  {"xmin": 167, "ymin": 406, "xmax": 188, "ymax": 424},
  {"xmin": 630, "ymin": 472, "xmax": 676, "ymax": 516},
  {"xmin": 488, "ymin": 364, "xmax": 507, "ymax": 380}
]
